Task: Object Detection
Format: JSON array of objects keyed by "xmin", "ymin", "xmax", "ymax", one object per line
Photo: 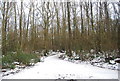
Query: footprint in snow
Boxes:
[
  {"xmin": 89, "ymin": 76, "xmax": 93, "ymax": 78},
  {"xmin": 56, "ymin": 74, "xmax": 76, "ymax": 79},
  {"xmin": 37, "ymin": 72, "xmax": 39, "ymax": 74}
]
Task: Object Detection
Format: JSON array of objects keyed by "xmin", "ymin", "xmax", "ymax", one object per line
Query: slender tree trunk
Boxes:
[
  {"xmin": 72, "ymin": 3, "xmax": 78, "ymax": 53},
  {"xmin": 19, "ymin": 1, "xmax": 23, "ymax": 51},
  {"xmin": 85, "ymin": 2, "xmax": 90, "ymax": 36},
  {"xmin": 90, "ymin": 2, "xmax": 94, "ymax": 31},
  {"xmin": 104, "ymin": 2, "xmax": 109, "ymax": 32},
  {"xmin": 96, "ymin": 2, "xmax": 102, "ymax": 53},
  {"xmin": 32, "ymin": 3, "xmax": 35, "ymax": 51},
  {"xmin": 54, "ymin": 3, "xmax": 60, "ymax": 50},
  {"xmin": 117, "ymin": 1, "xmax": 120, "ymax": 57},
  {"xmin": 61, "ymin": 3, "xmax": 67, "ymax": 51},
  {"xmin": 14, "ymin": 2, "xmax": 17, "ymax": 51},
  {"xmin": 80, "ymin": 3, "xmax": 84, "ymax": 35},
  {"xmin": 2, "ymin": 2, "xmax": 6, "ymax": 55},
  {"xmin": 2, "ymin": 2, "xmax": 9, "ymax": 55},
  {"xmin": 80, "ymin": 3, "xmax": 84, "ymax": 53},
  {"xmin": 67, "ymin": 2, "xmax": 72, "ymax": 57},
  {"xmin": 42, "ymin": 2, "xmax": 50, "ymax": 55}
]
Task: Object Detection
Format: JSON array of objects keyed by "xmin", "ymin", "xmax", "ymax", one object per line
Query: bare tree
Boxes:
[
  {"xmin": 90, "ymin": 2, "xmax": 94, "ymax": 31},
  {"xmin": 61, "ymin": 2, "xmax": 67, "ymax": 51},
  {"xmin": 103, "ymin": 2, "xmax": 109, "ymax": 32},
  {"xmin": 96, "ymin": 2, "xmax": 103, "ymax": 53},
  {"xmin": 19, "ymin": 1, "xmax": 23, "ymax": 50},
  {"xmin": 2, "ymin": 2, "xmax": 9, "ymax": 55},
  {"xmin": 54, "ymin": 2, "xmax": 61, "ymax": 50},
  {"xmin": 80, "ymin": 2, "xmax": 84, "ymax": 35},
  {"xmin": 67, "ymin": 2, "xmax": 72, "ymax": 57},
  {"xmin": 84, "ymin": 2, "xmax": 90, "ymax": 35},
  {"xmin": 117, "ymin": 1, "xmax": 120, "ymax": 57},
  {"xmin": 13, "ymin": 2, "xmax": 18, "ymax": 51}
]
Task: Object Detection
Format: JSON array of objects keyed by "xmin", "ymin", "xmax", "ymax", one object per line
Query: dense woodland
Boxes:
[{"xmin": 0, "ymin": 1, "xmax": 120, "ymax": 60}]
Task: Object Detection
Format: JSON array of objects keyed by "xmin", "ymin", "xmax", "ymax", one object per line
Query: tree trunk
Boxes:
[
  {"xmin": 54, "ymin": 3, "xmax": 60, "ymax": 50},
  {"xmin": 2, "ymin": 2, "xmax": 9, "ymax": 55},
  {"xmin": 96, "ymin": 2, "xmax": 102, "ymax": 53},
  {"xmin": 80, "ymin": 3, "xmax": 84, "ymax": 34},
  {"xmin": 2, "ymin": 2, "xmax": 6, "ymax": 55},
  {"xmin": 90, "ymin": 2, "xmax": 94, "ymax": 31},
  {"xmin": 117, "ymin": 1, "xmax": 120, "ymax": 57},
  {"xmin": 67, "ymin": 2, "xmax": 72, "ymax": 57},
  {"xmin": 104, "ymin": 2, "xmax": 109, "ymax": 32},
  {"xmin": 14, "ymin": 2, "xmax": 17, "ymax": 51},
  {"xmin": 19, "ymin": 1, "xmax": 23, "ymax": 51}
]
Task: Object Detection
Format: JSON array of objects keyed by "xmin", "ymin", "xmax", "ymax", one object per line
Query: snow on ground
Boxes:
[{"xmin": 2, "ymin": 54, "xmax": 118, "ymax": 79}]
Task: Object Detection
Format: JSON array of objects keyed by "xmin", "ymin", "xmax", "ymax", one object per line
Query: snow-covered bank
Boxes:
[
  {"xmin": 58, "ymin": 51, "xmax": 119, "ymax": 71},
  {"xmin": 2, "ymin": 54, "xmax": 118, "ymax": 79}
]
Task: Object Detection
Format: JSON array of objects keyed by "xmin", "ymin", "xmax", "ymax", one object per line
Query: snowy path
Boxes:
[{"xmin": 3, "ymin": 55, "xmax": 118, "ymax": 79}]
